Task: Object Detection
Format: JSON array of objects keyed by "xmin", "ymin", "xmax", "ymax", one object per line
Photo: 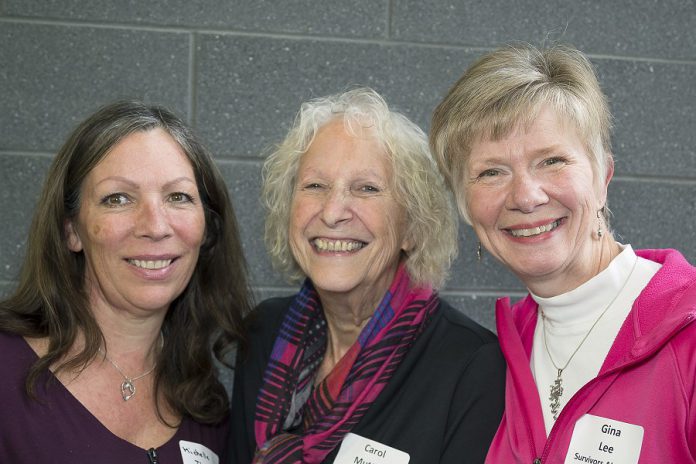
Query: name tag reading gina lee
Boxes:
[
  {"xmin": 334, "ymin": 433, "xmax": 410, "ymax": 464},
  {"xmin": 564, "ymin": 414, "xmax": 644, "ymax": 464}
]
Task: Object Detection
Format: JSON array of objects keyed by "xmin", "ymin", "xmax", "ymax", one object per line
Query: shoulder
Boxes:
[
  {"xmin": 418, "ymin": 299, "xmax": 504, "ymax": 369},
  {"xmin": 245, "ymin": 296, "xmax": 295, "ymax": 335},
  {"xmin": 437, "ymin": 299, "xmax": 498, "ymax": 345},
  {"xmin": 236, "ymin": 295, "xmax": 296, "ymax": 367},
  {"xmin": 0, "ymin": 330, "xmax": 32, "ymax": 362},
  {"xmin": 634, "ymin": 248, "xmax": 696, "ymax": 317},
  {"xmin": 0, "ymin": 331, "xmax": 33, "ymax": 396}
]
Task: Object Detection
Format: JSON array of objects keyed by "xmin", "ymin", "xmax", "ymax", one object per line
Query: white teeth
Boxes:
[
  {"xmin": 314, "ymin": 238, "xmax": 364, "ymax": 252},
  {"xmin": 510, "ymin": 220, "xmax": 560, "ymax": 238},
  {"xmin": 129, "ymin": 259, "xmax": 172, "ymax": 270}
]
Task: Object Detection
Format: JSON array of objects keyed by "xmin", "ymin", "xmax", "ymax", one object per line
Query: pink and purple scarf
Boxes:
[{"xmin": 253, "ymin": 263, "xmax": 437, "ymax": 463}]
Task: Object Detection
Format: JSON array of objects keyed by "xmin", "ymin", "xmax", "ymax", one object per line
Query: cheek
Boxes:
[
  {"xmin": 174, "ymin": 210, "xmax": 206, "ymax": 247},
  {"xmin": 82, "ymin": 216, "xmax": 117, "ymax": 249},
  {"xmin": 193, "ymin": 214, "xmax": 207, "ymax": 246},
  {"xmin": 288, "ymin": 206, "xmax": 307, "ymax": 252},
  {"xmin": 467, "ymin": 198, "xmax": 496, "ymax": 227},
  {"xmin": 375, "ymin": 205, "xmax": 405, "ymax": 251},
  {"xmin": 289, "ymin": 197, "xmax": 315, "ymax": 231}
]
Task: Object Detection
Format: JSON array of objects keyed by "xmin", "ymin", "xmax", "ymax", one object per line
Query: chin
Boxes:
[{"xmin": 312, "ymin": 282, "xmax": 355, "ymax": 295}]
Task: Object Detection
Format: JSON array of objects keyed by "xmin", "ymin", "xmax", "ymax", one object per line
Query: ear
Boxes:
[
  {"xmin": 597, "ymin": 154, "xmax": 615, "ymax": 208},
  {"xmin": 65, "ymin": 220, "xmax": 83, "ymax": 252},
  {"xmin": 401, "ymin": 237, "xmax": 413, "ymax": 254}
]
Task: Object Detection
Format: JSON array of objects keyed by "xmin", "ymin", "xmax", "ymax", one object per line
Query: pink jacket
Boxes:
[{"xmin": 486, "ymin": 249, "xmax": 696, "ymax": 463}]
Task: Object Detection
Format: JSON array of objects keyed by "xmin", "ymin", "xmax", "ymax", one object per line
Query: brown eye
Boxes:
[
  {"xmin": 100, "ymin": 193, "xmax": 130, "ymax": 207},
  {"xmin": 169, "ymin": 192, "xmax": 193, "ymax": 203},
  {"xmin": 478, "ymin": 169, "xmax": 500, "ymax": 177}
]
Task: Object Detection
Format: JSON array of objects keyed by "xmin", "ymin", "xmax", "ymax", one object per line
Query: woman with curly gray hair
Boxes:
[{"xmin": 229, "ymin": 87, "xmax": 505, "ymax": 464}]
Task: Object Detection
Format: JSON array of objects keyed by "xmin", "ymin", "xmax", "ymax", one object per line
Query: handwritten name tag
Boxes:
[
  {"xmin": 334, "ymin": 433, "xmax": 410, "ymax": 464},
  {"xmin": 564, "ymin": 414, "xmax": 643, "ymax": 464},
  {"xmin": 179, "ymin": 440, "xmax": 219, "ymax": 464}
]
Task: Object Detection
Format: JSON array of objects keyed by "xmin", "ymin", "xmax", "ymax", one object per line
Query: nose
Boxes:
[
  {"xmin": 506, "ymin": 172, "xmax": 549, "ymax": 213},
  {"xmin": 320, "ymin": 187, "xmax": 353, "ymax": 227},
  {"xmin": 134, "ymin": 199, "xmax": 173, "ymax": 240}
]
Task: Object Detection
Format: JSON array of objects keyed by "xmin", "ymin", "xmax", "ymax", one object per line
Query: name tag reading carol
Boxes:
[
  {"xmin": 334, "ymin": 433, "xmax": 409, "ymax": 464},
  {"xmin": 564, "ymin": 414, "xmax": 643, "ymax": 464}
]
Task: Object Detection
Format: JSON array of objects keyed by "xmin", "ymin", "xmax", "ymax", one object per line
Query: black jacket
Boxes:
[{"xmin": 228, "ymin": 296, "xmax": 505, "ymax": 464}]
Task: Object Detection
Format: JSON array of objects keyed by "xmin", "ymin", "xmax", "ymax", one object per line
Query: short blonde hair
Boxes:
[
  {"xmin": 263, "ymin": 87, "xmax": 457, "ymax": 289},
  {"xmin": 430, "ymin": 43, "xmax": 613, "ymax": 224}
]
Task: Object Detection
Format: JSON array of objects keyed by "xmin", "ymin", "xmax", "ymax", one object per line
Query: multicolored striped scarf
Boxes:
[{"xmin": 252, "ymin": 263, "xmax": 438, "ymax": 463}]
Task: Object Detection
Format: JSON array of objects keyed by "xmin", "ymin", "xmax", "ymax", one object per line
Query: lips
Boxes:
[
  {"xmin": 508, "ymin": 219, "xmax": 562, "ymax": 238},
  {"xmin": 312, "ymin": 238, "xmax": 366, "ymax": 252}
]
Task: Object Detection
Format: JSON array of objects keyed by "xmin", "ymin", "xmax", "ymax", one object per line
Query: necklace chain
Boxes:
[
  {"xmin": 542, "ymin": 257, "xmax": 638, "ymax": 420},
  {"xmin": 98, "ymin": 333, "xmax": 162, "ymax": 401}
]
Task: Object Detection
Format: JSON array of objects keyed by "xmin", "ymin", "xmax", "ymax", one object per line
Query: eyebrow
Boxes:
[
  {"xmin": 300, "ymin": 166, "xmax": 386, "ymax": 178},
  {"xmin": 472, "ymin": 144, "xmax": 566, "ymax": 164},
  {"xmin": 533, "ymin": 145, "xmax": 564, "ymax": 157},
  {"xmin": 94, "ymin": 176, "xmax": 197, "ymax": 189}
]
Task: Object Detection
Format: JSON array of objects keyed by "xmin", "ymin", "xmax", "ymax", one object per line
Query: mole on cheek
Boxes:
[{"xmin": 92, "ymin": 225, "xmax": 101, "ymax": 236}]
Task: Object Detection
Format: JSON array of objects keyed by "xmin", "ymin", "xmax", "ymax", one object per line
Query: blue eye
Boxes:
[
  {"xmin": 360, "ymin": 184, "xmax": 380, "ymax": 193},
  {"xmin": 543, "ymin": 157, "xmax": 565, "ymax": 166}
]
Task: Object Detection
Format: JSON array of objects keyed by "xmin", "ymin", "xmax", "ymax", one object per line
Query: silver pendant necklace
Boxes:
[
  {"xmin": 541, "ymin": 257, "xmax": 637, "ymax": 420},
  {"xmin": 98, "ymin": 334, "xmax": 162, "ymax": 401}
]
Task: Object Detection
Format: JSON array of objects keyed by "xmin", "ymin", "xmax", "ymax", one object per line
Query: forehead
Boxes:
[
  {"xmin": 88, "ymin": 129, "xmax": 194, "ymax": 180},
  {"xmin": 470, "ymin": 106, "xmax": 584, "ymax": 157},
  {"xmin": 300, "ymin": 119, "xmax": 391, "ymax": 174}
]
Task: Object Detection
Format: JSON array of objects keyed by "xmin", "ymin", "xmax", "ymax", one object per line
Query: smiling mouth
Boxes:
[
  {"xmin": 128, "ymin": 259, "xmax": 173, "ymax": 270},
  {"xmin": 508, "ymin": 219, "xmax": 561, "ymax": 238},
  {"xmin": 313, "ymin": 238, "xmax": 366, "ymax": 252}
]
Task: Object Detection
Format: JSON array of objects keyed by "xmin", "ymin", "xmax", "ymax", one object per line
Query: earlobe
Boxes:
[{"xmin": 65, "ymin": 220, "xmax": 83, "ymax": 252}]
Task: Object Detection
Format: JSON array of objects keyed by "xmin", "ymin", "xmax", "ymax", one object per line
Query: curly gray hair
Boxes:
[{"xmin": 263, "ymin": 87, "xmax": 457, "ymax": 289}]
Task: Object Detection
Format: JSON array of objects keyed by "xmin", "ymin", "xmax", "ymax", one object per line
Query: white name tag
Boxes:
[
  {"xmin": 564, "ymin": 414, "xmax": 644, "ymax": 464},
  {"xmin": 334, "ymin": 433, "xmax": 410, "ymax": 464},
  {"xmin": 179, "ymin": 440, "xmax": 219, "ymax": 464}
]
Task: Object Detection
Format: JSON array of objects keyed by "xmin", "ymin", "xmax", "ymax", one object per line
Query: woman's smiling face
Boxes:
[
  {"xmin": 66, "ymin": 128, "xmax": 206, "ymax": 317},
  {"xmin": 289, "ymin": 119, "xmax": 410, "ymax": 305},
  {"xmin": 465, "ymin": 105, "xmax": 612, "ymax": 295}
]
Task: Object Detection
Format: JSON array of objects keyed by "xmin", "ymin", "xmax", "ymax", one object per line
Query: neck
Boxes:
[
  {"xmin": 91, "ymin": 315, "xmax": 163, "ymax": 378},
  {"xmin": 321, "ymin": 301, "xmax": 373, "ymax": 367},
  {"xmin": 526, "ymin": 235, "xmax": 621, "ymax": 298},
  {"xmin": 314, "ymin": 289, "xmax": 381, "ymax": 376}
]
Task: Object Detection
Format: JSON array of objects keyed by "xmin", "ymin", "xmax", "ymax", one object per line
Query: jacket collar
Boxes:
[{"xmin": 602, "ymin": 249, "xmax": 696, "ymax": 370}]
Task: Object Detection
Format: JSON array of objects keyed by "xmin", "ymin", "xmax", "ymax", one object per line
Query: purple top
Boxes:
[{"xmin": 0, "ymin": 330, "xmax": 229, "ymax": 463}]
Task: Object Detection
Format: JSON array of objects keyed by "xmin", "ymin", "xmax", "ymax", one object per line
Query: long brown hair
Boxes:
[{"xmin": 0, "ymin": 101, "xmax": 252, "ymax": 424}]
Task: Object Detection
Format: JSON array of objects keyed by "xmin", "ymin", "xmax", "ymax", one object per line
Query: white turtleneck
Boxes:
[{"xmin": 530, "ymin": 244, "xmax": 661, "ymax": 435}]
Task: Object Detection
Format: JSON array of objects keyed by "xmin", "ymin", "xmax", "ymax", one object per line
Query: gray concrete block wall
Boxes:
[{"xmin": 2, "ymin": 1, "xmax": 695, "ymax": 331}]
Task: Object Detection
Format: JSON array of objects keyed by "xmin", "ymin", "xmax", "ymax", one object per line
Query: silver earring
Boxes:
[
  {"xmin": 477, "ymin": 242, "xmax": 482, "ymax": 261},
  {"xmin": 597, "ymin": 209, "xmax": 603, "ymax": 238}
]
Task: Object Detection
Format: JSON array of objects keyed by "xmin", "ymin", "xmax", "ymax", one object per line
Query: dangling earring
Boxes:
[
  {"xmin": 597, "ymin": 209, "xmax": 603, "ymax": 238},
  {"xmin": 477, "ymin": 242, "xmax": 482, "ymax": 261}
]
